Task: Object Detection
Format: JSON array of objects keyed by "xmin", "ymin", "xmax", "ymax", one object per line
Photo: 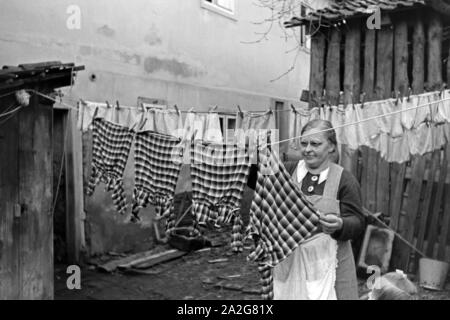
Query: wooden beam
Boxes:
[
  {"xmin": 325, "ymin": 28, "xmax": 342, "ymax": 105},
  {"xmin": 427, "ymin": 11, "xmax": 443, "ymax": 91},
  {"xmin": 416, "ymin": 150, "xmax": 441, "ymax": 252},
  {"xmin": 394, "ymin": 19, "xmax": 409, "ymax": 95},
  {"xmin": 438, "ymin": 183, "xmax": 450, "ymax": 260},
  {"xmin": 412, "ymin": 13, "xmax": 425, "ymax": 93},
  {"xmin": 65, "ymin": 108, "xmax": 85, "ymax": 264},
  {"xmin": 18, "ymin": 88, "xmax": 54, "ymax": 299},
  {"xmin": 375, "ymin": 25, "xmax": 394, "ymax": 216},
  {"xmin": 393, "ymin": 156, "xmax": 426, "ymax": 270},
  {"xmin": 426, "ymin": 147, "xmax": 448, "ymax": 258},
  {"xmin": 309, "ymin": 32, "xmax": 326, "ymax": 107},
  {"xmin": 0, "ymin": 95, "xmax": 20, "ymax": 299},
  {"xmin": 342, "ymin": 22, "xmax": 361, "ymax": 177}
]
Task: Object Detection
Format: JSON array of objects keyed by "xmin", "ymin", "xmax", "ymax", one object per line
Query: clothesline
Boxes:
[{"xmin": 262, "ymin": 96, "xmax": 450, "ymax": 148}]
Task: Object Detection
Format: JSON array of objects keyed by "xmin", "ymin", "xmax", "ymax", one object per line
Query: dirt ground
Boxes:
[{"xmin": 54, "ymin": 229, "xmax": 450, "ymax": 300}]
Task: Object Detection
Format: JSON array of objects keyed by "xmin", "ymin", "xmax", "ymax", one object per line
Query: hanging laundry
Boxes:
[
  {"xmin": 86, "ymin": 118, "xmax": 134, "ymax": 215},
  {"xmin": 329, "ymin": 106, "xmax": 347, "ymax": 146},
  {"xmin": 389, "ymin": 99, "xmax": 405, "ymax": 139},
  {"xmin": 139, "ymin": 107, "xmax": 183, "ymax": 137},
  {"xmin": 432, "ymin": 123, "xmax": 447, "ymax": 151},
  {"xmin": 343, "ymin": 104, "xmax": 368, "ymax": 150},
  {"xmin": 78, "ymin": 100, "xmax": 142, "ymax": 131},
  {"xmin": 412, "ymin": 94, "xmax": 432, "ymax": 129},
  {"xmin": 322, "ymin": 105, "xmax": 333, "ymax": 122},
  {"xmin": 190, "ymin": 140, "xmax": 251, "ymax": 252},
  {"xmin": 378, "ymin": 133, "xmax": 411, "ymax": 163},
  {"xmin": 407, "ymin": 122, "xmax": 434, "ymax": 156},
  {"xmin": 400, "ymin": 95, "xmax": 418, "ymax": 131},
  {"xmin": 288, "ymin": 107, "xmax": 320, "ymax": 150},
  {"xmin": 183, "ymin": 112, "xmax": 224, "ymax": 144},
  {"xmin": 235, "ymin": 110, "xmax": 277, "ymax": 160},
  {"xmin": 437, "ymin": 90, "xmax": 450, "ymax": 123},
  {"xmin": 246, "ymin": 146, "xmax": 321, "ymax": 300},
  {"xmin": 132, "ymin": 131, "xmax": 184, "ymax": 229}
]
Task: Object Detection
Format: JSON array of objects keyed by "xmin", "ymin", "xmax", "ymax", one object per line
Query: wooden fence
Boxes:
[{"xmin": 308, "ymin": 9, "xmax": 450, "ymax": 272}]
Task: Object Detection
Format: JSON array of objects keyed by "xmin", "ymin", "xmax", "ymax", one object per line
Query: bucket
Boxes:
[{"xmin": 418, "ymin": 258, "xmax": 449, "ymax": 291}]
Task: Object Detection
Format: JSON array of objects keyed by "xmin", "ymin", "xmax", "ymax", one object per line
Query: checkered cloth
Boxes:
[
  {"xmin": 246, "ymin": 146, "xmax": 321, "ymax": 300},
  {"xmin": 86, "ymin": 118, "xmax": 134, "ymax": 216},
  {"xmin": 132, "ymin": 131, "xmax": 184, "ymax": 232},
  {"xmin": 190, "ymin": 140, "xmax": 251, "ymax": 252}
]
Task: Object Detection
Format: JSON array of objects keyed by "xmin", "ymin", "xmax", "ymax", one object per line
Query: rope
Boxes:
[
  {"xmin": 262, "ymin": 96, "xmax": 450, "ymax": 148},
  {"xmin": 0, "ymin": 105, "xmax": 22, "ymax": 118}
]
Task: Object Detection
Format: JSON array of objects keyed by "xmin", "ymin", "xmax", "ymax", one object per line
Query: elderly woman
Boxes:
[{"xmin": 247, "ymin": 119, "xmax": 366, "ymax": 300}]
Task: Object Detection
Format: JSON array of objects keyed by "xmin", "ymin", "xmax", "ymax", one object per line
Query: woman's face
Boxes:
[{"xmin": 300, "ymin": 128, "xmax": 335, "ymax": 169}]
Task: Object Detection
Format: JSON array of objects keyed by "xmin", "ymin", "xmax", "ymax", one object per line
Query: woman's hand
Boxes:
[{"xmin": 319, "ymin": 213, "xmax": 343, "ymax": 234}]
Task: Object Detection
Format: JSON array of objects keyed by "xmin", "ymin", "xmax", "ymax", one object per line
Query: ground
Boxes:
[{"xmin": 55, "ymin": 229, "xmax": 450, "ymax": 300}]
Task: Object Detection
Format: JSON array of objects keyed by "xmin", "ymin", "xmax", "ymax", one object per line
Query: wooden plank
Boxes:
[
  {"xmin": 389, "ymin": 162, "xmax": 407, "ymax": 230},
  {"xmin": 118, "ymin": 249, "xmax": 186, "ymax": 270},
  {"xmin": 416, "ymin": 150, "xmax": 440, "ymax": 252},
  {"xmin": 426, "ymin": 147, "xmax": 448, "ymax": 258},
  {"xmin": 98, "ymin": 249, "xmax": 167, "ymax": 272},
  {"xmin": 375, "ymin": 25, "xmax": 394, "ymax": 216},
  {"xmin": 393, "ymin": 156, "xmax": 426, "ymax": 270},
  {"xmin": 309, "ymin": 32, "xmax": 326, "ymax": 107},
  {"xmin": 412, "ymin": 12, "xmax": 425, "ymax": 93},
  {"xmin": 65, "ymin": 108, "xmax": 85, "ymax": 264},
  {"xmin": 393, "ymin": 18, "xmax": 409, "ymax": 95},
  {"xmin": 18, "ymin": 89, "xmax": 54, "ymax": 299},
  {"xmin": 360, "ymin": 29, "xmax": 377, "ymax": 210},
  {"xmin": 0, "ymin": 95, "xmax": 20, "ymax": 299},
  {"xmin": 426, "ymin": 12, "xmax": 443, "ymax": 91},
  {"xmin": 342, "ymin": 21, "xmax": 361, "ymax": 177},
  {"xmin": 325, "ymin": 28, "xmax": 341, "ymax": 106},
  {"xmin": 438, "ymin": 182, "xmax": 450, "ymax": 260},
  {"xmin": 363, "ymin": 29, "xmax": 376, "ymax": 97}
]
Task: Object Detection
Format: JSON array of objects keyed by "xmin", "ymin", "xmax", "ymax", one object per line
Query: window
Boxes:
[
  {"xmin": 201, "ymin": 0, "xmax": 236, "ymax": 20},
  {"xmin": 218, "ymin": 114, "xmax": 237, "ymax": 143}
]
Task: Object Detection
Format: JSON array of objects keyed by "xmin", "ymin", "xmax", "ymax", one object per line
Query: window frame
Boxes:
[{"xmin": 200, "ymin": 0, "xmax": 237, "ymax": 21}]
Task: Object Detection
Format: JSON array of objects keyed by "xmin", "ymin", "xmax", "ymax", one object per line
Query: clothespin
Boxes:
[
  {"xmin": 395, "ymin": 91, "xmax": 400, "ymax": 106},
  {"xmin": 360, "ymin": 92, "xmax": 366, "ymax": 109},
  {"xmin": 80, "ymin": 98, "xmax": 87, "ymax": 106},
  {"xmin": 407, "ymin": 87, "xmax": 412, "ymax": 102},
  {"xmin": 237, "ymin": 105, "xmax": 243, "ymax": 115},
  {"xmin": 173, "ymin": 104, "xmax": 180, "ymax": 114},
  {"xmin": 93, "ymin": 106, "xmax": 99, "ymax": 119},
  {"xmin": 209, "ymin": 105, "xmax": 218, "ymax": 113},
  {"xmin": 140, "ymin": 102, "xmax": 146, "ymax": 112},
  {"xmin": 115, "ymin": 100, "xmax": 120, "ymax": 109},
  {"xmin": 138, "ymin": 116, "xmax": 148, "ymax": 132},
  {"xmin": 338, "ymin": 91, "xmax": 344, "ymax": 106},
  {"xmin": 439, "ymin": 83, "xmax": 446, "ymax": 98},
  {"xmin": 106, "ymin": 100, "xmax": 111, "ymax": 108},
  {"xmin": 291, "ymin": 104, "xmax": 296, "ymax": 113},
  {"xmin": 188, "ymin": 107, "xmax": 194, "ymax": 113}
]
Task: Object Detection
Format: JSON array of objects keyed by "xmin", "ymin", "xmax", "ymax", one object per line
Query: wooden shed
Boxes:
[
  {"xmin": 0, "ymin": 62, "xmax": 84, "ymax": 299},
  {"xmin": 286, "ymin": 0, "xmax": 450, "ymax": 272}
]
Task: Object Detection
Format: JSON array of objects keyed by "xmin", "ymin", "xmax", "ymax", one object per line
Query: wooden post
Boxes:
[
  {"xmin": 342, "ymin": 21, "xmax": 361, "ymax": 177},
  {"xmin": 394, "ymin": 19, "xmax": 409, "ymax": 95},
  {"xmin": 360, "ymin": 29, "xmax": 377, "ymax": 212},
  {"xmin": 0, "ymin": 95, "xmax": 20, "ymax": 299},
  {"xmin": 412, "ymin": 13, "xmax": 425, "ymax": 93},
  {"xmin": 427, "ymin": 11, "xmax": 443, "ymax": 91},
  {"xmin": 416, "ymin": 150, "xmax": 440, "ymax": 253},
  {"xmin": 325, "ymin": 28, "xmax": 341, "ymax": 105},
  {"xmin": 426, "ymin": 147, "xmax": 448, "ymax": 258},
  {"xmin": 18, "ymin": 88, "xmax": 54, "ymax": 299},
  {"xmin": 375, "ymin": 25, "xmax": 394, "ymax": 216},
  {"xmin": 65, "ymin": 108, "xmax": 85, "ymax": 264},
  {"xmin": 309, "ymin": 32, "xmax": 326, "ymax": 108}
]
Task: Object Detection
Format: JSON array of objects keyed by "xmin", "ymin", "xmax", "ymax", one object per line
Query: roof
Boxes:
[
  {"xmin": 284, "ymin": 0, "xmax": 426, "ymax": 28},
  {"xmin": 0, "ymin": 61, "xmax": 84, "ymax": 93}
]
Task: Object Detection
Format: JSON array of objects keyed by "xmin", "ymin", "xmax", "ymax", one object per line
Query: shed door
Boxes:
[{"xmin": 0, "ymin": 94, "xmax": 54, "ymax": 299}]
